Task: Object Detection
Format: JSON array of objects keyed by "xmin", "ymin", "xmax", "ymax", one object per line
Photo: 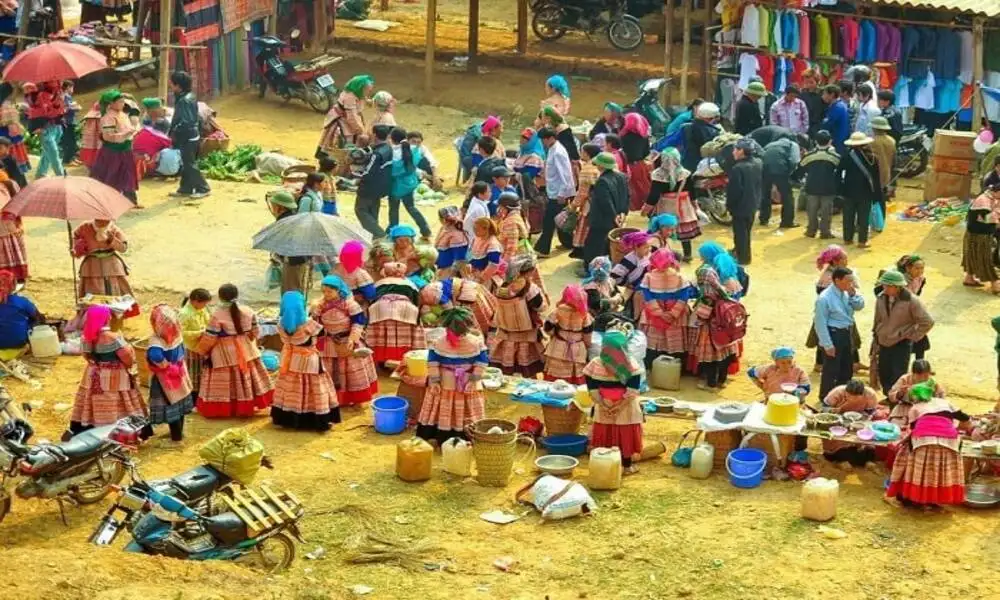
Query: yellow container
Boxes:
[
  {"xmin": 573, "ymin": 385, "xmax": 593, "ymax": 411},
  {"xmin": 650, "ymin": 355, "xmax": 682, "ymax": 391},
  {"xmin": 441, "ymin": 437, "xmax": 473, "ymax": 477},
  {"xmin": 587, "ymin": 448, "xmax": 622, "ymax": 491},
  {"xmin": 764, "ymin": 393, "xmax": 800, "ymax": 427},
  {"xmin": 396, "ymin": 437, "xmax": 433, "ymax": 482},
  {"xmin": 404, "ymin": 350, "xmax": 429, "ymax": 379},
  {"xmin": 801, "ymin": 477, "xmax": 839, "ymax": 522}
]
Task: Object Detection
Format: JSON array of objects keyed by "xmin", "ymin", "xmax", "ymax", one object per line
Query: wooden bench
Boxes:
[{"xmin": 115, "ymin": 56, "xmax": 158, "ymax": 89}]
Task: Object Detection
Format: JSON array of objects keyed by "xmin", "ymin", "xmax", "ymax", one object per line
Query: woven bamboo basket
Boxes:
[
  {"xmin": 132, "ymin": 337, "xmax": 151, "ymax": 388},
  {"xmin": 608, "ymin": 227, "xmax": 639, "ymax": 264},
  {"xmin": 704, "ymin": 429, "xmax": 742, "ymax": 470},
  {"xmin": 281, "ymin": 164, "xmax": 316, "ymax": 186},
  {"xmin": 541, "ymin": 404, "xmax": 583, "ymax": 436},
  {"xmin": 468, "ymin": 418, "xmax": 518, "ymax": 487}
]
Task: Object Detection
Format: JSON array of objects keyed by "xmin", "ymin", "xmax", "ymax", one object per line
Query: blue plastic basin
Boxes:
[{"xmin": 372, "ymin": 396, "xmax": 409, "ymax": 435}]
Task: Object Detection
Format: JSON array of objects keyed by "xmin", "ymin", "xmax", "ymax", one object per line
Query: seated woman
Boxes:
[
  {"xmin": 368, "ymin": 262, "xmax": 426, "ymax": 365},
  {"xmin": 0, "ymin": 175, "xmax": 27, "ymax": 282},
  {"xmin": 420, "ymin": 275, "xmax": 494, "ymax": 337},
  {"xmin": 884, "ymin": 359, "xmax": 945, "ymax": 428},
  {"xmin": 585, "ymin": 328, "xmax": 645, "ymax": 474},
  {"xmin": 747, "ymin": 346, "xmax": 811, "ymax": 400},
  {"xmin": 0, "ymin": 270, "xmax": 40, "ymax": 350},
  {"xmin": 886, "ymin": 382, "xmax": 969, "ymax": 510},
  {"xmin": 434, "ymin": 206, "xmax": 468, "ymax": 278},
  {"xmin": 542, "ymin": 285, "xmax": 593, "ymax": 384},
  {"xmin": 582, "ymin": 256, "xmax": 624, "ymax": 318},
  {"xmin": 638, "ymin": 249, "xmax": 696, "ymax": 368},
  {"xmin": 389, "ymin": 225, "xmax": 431, "ymax": 289},
  {"xmin": 313, "ymin": 276, "xmax": 378, "ymax": 406},
  {"xmin": 465, "ymin": 217, "xmax": 502, "ymax": 294},
  {"xmin": 611, "ymin": 232, "xmax": 654, "ymax": 318},
  {"xmin": 820, "ymin": 379, "xmax": 879, "ymax": 465},
  {"xmin": 331, "ymin": 240, "xmax": 376, "ymax": 309},
  {"xmin": 490, "ymin": 257, "xmax": 548, "ymax": 377},
  {"xmin": 416, "ymin": 308, "xmax": 489, "ymax": 445}
]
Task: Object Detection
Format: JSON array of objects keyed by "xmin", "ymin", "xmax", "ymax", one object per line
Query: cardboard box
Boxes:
[
  {"xmin": 932, "ymin": 130, "xmax": 977, "ymax": 160},
  {"xmin": 923, "ymin": 169, "xmax": 972, "ymax": 201},
  {"xmin": 931, "ymin": 154, "xmax": 975, "ymax": 176}
]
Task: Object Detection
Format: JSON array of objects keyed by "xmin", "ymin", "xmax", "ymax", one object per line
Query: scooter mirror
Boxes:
[{"xmin": 290, "ymin": 28, "xmax": 301, "ymax": 39}]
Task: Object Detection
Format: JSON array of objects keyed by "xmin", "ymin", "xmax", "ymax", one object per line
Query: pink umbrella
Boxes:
[{"xmin": 2, "ymin": 41, "xmax": 108, "ymax": 83}]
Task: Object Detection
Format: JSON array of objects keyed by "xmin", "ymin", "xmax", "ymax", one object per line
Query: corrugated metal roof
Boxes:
[{"xmin": 866, "ymin": 0, "xmax": 1000, "ymax": 18}]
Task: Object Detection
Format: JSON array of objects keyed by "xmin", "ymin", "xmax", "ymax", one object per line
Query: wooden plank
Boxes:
[
  {"xmin": 424, "ymin": 0, "xmax": 437, "ymax": 94},
  {"xmin": 468, "ymin": 0, "xmax": 479, "ymax": 74},
  {"xmin": 247, "ymin": 489, "xmax": 284, "ymax": 523},
  {"xmin": 233, "ymin": 488, "xmax": 272, "ymax": 527},
  {"xmin": 679, "ymin": 0, "xmax": 691, "ymax": 103},
  {"xmin": 158, "ymin": 0, "xmax": 175, "ymax": 101},
  {"xmin": 973, "ymin": 18, "xmax": 985, "ymax": 129},
  {"xmin": 221, "ymin": 494, "xmax": 261, "ymax": 532},
  {"xmin": 516, "ymin": 0, "xmax": 527, "ymax": 54},
  {"xmin": 662, "ymin": 1, "xmax": 674, "ymax": 106},
  {"xmin": 261, "ymin": 484, "xmax": 298, "ymax": 519},
  {"xmin": 218, "ymin": 34, "xmax": 229, "ymax": 95}
]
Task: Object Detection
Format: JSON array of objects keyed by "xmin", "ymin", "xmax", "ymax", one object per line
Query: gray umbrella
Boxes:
[{"xmin": 252, "ymin": 212, "xmax": 373, "ymax": 256}]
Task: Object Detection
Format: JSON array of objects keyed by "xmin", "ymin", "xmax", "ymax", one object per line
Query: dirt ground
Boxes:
[{"xmin": 3, "ymin": 53, "xmax": 1000, "ymax": 600}]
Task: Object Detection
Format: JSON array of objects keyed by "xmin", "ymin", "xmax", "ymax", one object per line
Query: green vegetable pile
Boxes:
[{"xmin": 196, "ymin": 144, "xmax": 263, "ymax": 182}]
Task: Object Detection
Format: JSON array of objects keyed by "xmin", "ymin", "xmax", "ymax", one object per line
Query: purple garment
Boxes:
[
  {"xmin": 875, "ymin": 22, "xmax": 890, "ymax": 61},
  {"xmin": 887, "ymin": 25, "xmax": 901, "ymax": 64}
]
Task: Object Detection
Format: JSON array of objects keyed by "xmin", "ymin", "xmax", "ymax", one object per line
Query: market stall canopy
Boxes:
[
  {"xmin": 865, "ymin": 0, "xmax": 1000, "ymax": 17},
  {"xmin": 252, "ymin": 212, "xmax": 373, "ymax": 257},
  {"xmin": 4, "ymin": 176, "xmax": 133, "ymax": 221},
  {"xmin": 2, "ymin": 41, "xmax": 108, "ymax": 83}
]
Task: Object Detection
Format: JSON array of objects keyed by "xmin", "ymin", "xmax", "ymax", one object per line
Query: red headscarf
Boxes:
[
  {"xmin": 560, "ymin": 284, "xmax": 588, "ymax": 315},
  {"xmin": 0, "ymin": 270, "xmax": 14, "ymax": 304},
  {"xmin": 340, "ymin": 240, "xmax": 365, "ymax": 274},
  {"xmin": 620, "ymin": 112, "xmax": 650, "ymax": 138},
  {"xmin": 649, "ymin": 248, "xmax": 678, "ymax": 272},
  {"xmin": 82, "ymin": 305, "xmax": 112, "ymax": 343},
  {"xmin": 482, "ymin": 115, "xmax": 502, "ymax": 137},
  {"xmin": 150, "ymin": 303, "xmax": 181, "ymax": 346}
]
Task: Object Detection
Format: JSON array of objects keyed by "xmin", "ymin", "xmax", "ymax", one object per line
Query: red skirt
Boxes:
[
  {"xmin": 628, "ymin": 160, "xmax": 652, "ymax": 212},
  {"xmin": 590, "ymin": 423, "xmax": 643, "ymax": 460},
  {"xmin": 886, "ymin": 442, "xmax": 964, "ymax": 505}
]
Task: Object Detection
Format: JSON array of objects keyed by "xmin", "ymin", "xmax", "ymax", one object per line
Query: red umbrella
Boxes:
[{"xmin": 2, "ymin": 41, "xmax": 108, "ymax": 83}]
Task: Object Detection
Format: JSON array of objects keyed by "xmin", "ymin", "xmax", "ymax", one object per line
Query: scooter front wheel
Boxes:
[
  {"xmin": 607, "ymin": 15, "xmax": 643, "ymax": 51},
  {"xmin": 251, "ymin": 532, "xmax": 296, "ymax": 573},
  {"xmin": 532, "ymin": 5, "xmax": 567, "ymax": 41},
  {"xmin": 305, "ymin": 83, "xmax": 333, "ymax": 114}
]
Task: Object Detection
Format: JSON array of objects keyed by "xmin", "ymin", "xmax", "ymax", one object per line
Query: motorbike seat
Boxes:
[
  {"xmin": 171, "ymin": 465, "xmax": 228, "ymax": 502},
  {"xmin": 53, "ymin": 429, "xmax": 111, "ymax": 458},
  {"xmin": 203, "ymin": 512, "xmax": 248, "ymax": 545},
  {"xmin": 902, "ymin": 124, "xmax": 922, "ymax": 136}
]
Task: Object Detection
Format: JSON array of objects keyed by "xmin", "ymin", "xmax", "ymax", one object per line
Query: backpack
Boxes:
[
  {"xmin": 653, "ymin": 124, "xmax": 687, "ymax": 155},
  {"xmin": 709, "ymin": 299, "xmax": 748, "ymax": 348},
  {"xmin": 458, "ymin": 124, "xmax": 482, "ymax": 162}
]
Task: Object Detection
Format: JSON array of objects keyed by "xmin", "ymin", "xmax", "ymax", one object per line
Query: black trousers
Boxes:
[
  {"xmin": 760, "ymin": 172, "xmax": 794, "ymax": 226},
  {"xmin": 177, "ymin": 138, "xmax": 210, "ymax": 194},
  {"xmin": 878, "ymin": 340, "xmax": 913, "ymax": 396},
  {"xmin": 701, "ymin": 356, "xmax": 732, "ymax": 387},
  {"xmin": 61, "ymin": 121, "xmax": 78, "ymax": 164},
  {"xmin": 534, "ymin": 197, "xmax": 570, "ymax": 255},
  {"xmin": 731, "ymin": 215, "xmax": 753, "ymax": 265},
  {"xmin": 842, "ymin": 197, "xmax": 872, "ymax": 244},
  {"xmin": 819, "ymin": 327, "xmax": 853, "ymax": 400}
]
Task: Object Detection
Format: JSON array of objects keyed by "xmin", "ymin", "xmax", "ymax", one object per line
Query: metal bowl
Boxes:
[
  {"xmin": 964, "ymin": 483, "xmax": 1000, "ymax": 508},
  {"xmin": 535, "ymin": 454, "xmax": 579, "ymax": 477},
  {"xmin": 842, "ymin": 412, "xmax": 864, "ymax": 423}
]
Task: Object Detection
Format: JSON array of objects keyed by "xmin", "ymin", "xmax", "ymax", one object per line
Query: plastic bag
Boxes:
[
  {"xmin": 870, "ymin": 202, "xmax": 885, "ymax": 232},
  {"xmin": 517, "ymin": 475, "xmax": 597, "ymax": 521},
  {"xmin": 198, "ymin": 428, "xmax": 265, "ymax": 485},
  {"xmin": 265, "ymin": 262, "xmax": 282, "ymax": 291}
]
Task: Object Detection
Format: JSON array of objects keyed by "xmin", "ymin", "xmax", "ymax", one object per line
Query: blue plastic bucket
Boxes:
[
  {"xmin": 372, "ymin": 396, "xmax": 409, "ymax": 435},
  {"xmin": 726, "ymin": 448, "xmax": 767, "ymax": 489}
]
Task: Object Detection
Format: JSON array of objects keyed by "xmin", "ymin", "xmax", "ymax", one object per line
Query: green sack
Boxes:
[
  {"xmin": 555, "ymin": 207, "xmax": 578, "ymax": 233},
  {"xmin": 198, "ymin": 428, "xmax": 265, "ymax": 485}
]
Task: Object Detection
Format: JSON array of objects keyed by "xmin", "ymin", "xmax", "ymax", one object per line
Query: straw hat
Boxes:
[
  {"xmin": 844, "ymin": 132, "xmax": 874, "ymax": 147},
  {"xmin": 870, "ymin": 116, "xmax": 891, "ymax": 131}
]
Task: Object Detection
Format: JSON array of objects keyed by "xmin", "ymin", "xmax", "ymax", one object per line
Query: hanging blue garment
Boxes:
[
  {"xmin": 780, "ymin": 11, "xmax": 798, "ymax": 54},
  {"xmin": 858, "ymin": 20, "xmax": 877, "ymax": 63},
  {"xmin": 934, "ymin": 29, "xmax": 960, "ymax": 80},
  {"xmin": 900, "ymin": 28, "xmax": 921, "ymax": 79}
]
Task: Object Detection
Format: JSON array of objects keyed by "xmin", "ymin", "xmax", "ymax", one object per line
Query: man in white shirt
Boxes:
[
  {"xmin": 462, "ymin": 181, "xmax": 491, "ymax": 244},
  {"xmin": 534, "ymin": 127, "xmax": 575, "ymax": 257}
]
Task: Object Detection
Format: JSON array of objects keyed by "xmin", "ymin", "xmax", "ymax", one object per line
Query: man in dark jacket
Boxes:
[
  {"xmin": 749, "ymin": 125, "xmax": 796, "ymax": 149},
  {"xmin": 583, "ymin": 151, "xmax": 629, "ymax": 267},
  {"xmin": 760, "ymin": 136, "xmax": 803, "ymax": 228},
  {"xmin": 734, "ymin": 81, "xmax": 766, "ymax": 135},
  {"xmin": 794, "ymin": 130, "xmax": 841, "ymax": 239},
  {"xmin": 168, "ymin": 71, "xmax": 211, "ymax": 199},
  {"xmin": 681, "ymin": 102, "xmax": 721, "ymax": 173},
  {"xmin": 800, "ymin": 69, "xmax": 826, "ymax": 135},
  {"xmin": 877, "ymin": 90, "xmax": 904, "ymax": 143},
  {"xmin": 726, "ymin": 139, "xmax": 762, "ymax": 265},
  {"xmin": 355, "ymin": 124, "xmax": 394, "ymax": 238}
]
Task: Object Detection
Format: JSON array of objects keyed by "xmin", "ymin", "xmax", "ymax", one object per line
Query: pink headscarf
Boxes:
[
  {"xmin": 482, "ymin": 115, "xmax": 502, "ymax": 137},
  {"xmin": 621, "ymin": 231, "xmax": 652, "ymax": 251},
  {"xmin": 560, "ymin": 284, "xmax": 588, "ymax": 315},
  {"xmin": 815, "ymin": 244, "xmax": 847, "ymax": 270},
  {"xmin": 340, "ymin": 240, "xmax": 365, "ymax": 274},
  {"xmin": 82, "ymin": 305, "xmax": 112, "ymax": 343},
  {"xmin": 649, "ymin": 248, "xmax": 678, "ymax": 272},
  {"xmin": 620, "ymin": 112, "xmax": 650, "ymax": 138}
]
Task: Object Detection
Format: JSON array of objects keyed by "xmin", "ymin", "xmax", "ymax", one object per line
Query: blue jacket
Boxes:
[
  {"xmin": 900, "ymin": 28, "xmax": 922, "ymax": 78},
  {"xmin": 0, "ymin": 295, "xmax": 38, "ymax": 349},
  {"xmin": 390, "ymin": 146, "xmax": 425, "ymax": 199},
  {"xmin": 935, "ymin": 29, "xmax": 960, "ymax": 80},
  {"xmin": 858, "ymin": 20, "xmax": 877, "ymax": 63},
  {"xmin": 780, "ymin": 11, "xmax": 798, "ymax": 54},
  {"xmin": 821, "ymin": 100, "xmax": 850, "ymax": 153}
]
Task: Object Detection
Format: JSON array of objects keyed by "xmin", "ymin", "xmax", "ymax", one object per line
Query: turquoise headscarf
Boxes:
[
  {"xmin": 648, "ymin": 213, "xmax": 678, "ymax": 233},
  {"xmin": 389, "ymin": 224, "xmax": 417, "ymax": 240},
  {"xmin": 604, "ymin": 101, "xmax": 622, "ymax": 114},
  {"xmin": 771, "ymin": 346, "xmax": 795, "ymax": 360},
  {"xmin": 698, "ymin": 241, "xmax": 738, "ymax": 281},
  {"xmin": 279, "ymin": 291, "xmax": 307, "ymax": 334},
  {"xmin": 520, "ymin": 132, "xmax": 545, "ymax": 158},
  {"xmin": 546, "ymin": 74, "xmax": 570, "ymax": 98},
  {"xmin": 344, "ymin": 75, "xmax": 374, "ymax": 99},
  {"xmin": 583, "ymin": 256, "xmax": 612, "ymax": 284},
  {"xmin": 321, "ymin": 275, "xmax": 351, "ymax": 299}
]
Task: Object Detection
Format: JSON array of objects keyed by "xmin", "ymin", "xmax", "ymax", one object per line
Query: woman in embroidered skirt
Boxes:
[
  {"xmin": 611, "ymin": 231, "xmax": 653, "ymax": 318},
  {"xmin": 582, "ymin": 256, "xmax": 624, "ymax": 318},
  {"xmin": 514, "ymin": 128, "xmax": 546, "ymax": 220},
  {"xmin": 690, "ymin": 243, "xmax": 740, "ymax": 391},
  {"xmin": 638, "ymin": 249, "xmax": 695, "ymax": 368},
  {"xmin": 89, "ymin": 90, "xmax": 139, "ymax": 205},
  {"xmin": 313, "ymin": 275, "xmax": 379, "ymax": 406},
  {"xmin": 196, "ymin": 284, "xmax": 274, "ymax": 418},
  {"xmin": 586, "ymin": 328, "xmax": 645, "ymax": 473},
  {"xmin": 178, "ymin": 288, "xmax": 212, "ymax": 395},
  {"xmin": 72, "ymin": 219, "xmax": 135, "ymax": 303},
  {"xmin": 416, "ymin": 308, "xmax": 488, "ymax": 445},
  {"xmin": 490, "ymin": 257, "xmax": 548, "ymax": 377},
  {"xmin": 962, "ymin": 188, "xmax": 1000, "ymax": 293},
  {"xmin": 0, "ymin": 175, "xmax": 27, "ymax": 282},
  {"xmin": 146, "ymin": 304, "xmax": 195, "ymax": 442},
  {"xmin": 620, "ymin": 112, "xmax": 652, "ymax": 212},
  {"xmin": 79, "ymin": 102, "xmax": 102, "ymax": 169},
  {"xmin": 68, "ymin": 305, "xmax": 148, "ymax": 438},
  {"xmin": 434, "ymin": 206, "xmax": 468, "ymax": 277},
  {"xmin": 543, "ymin": 284, "xmax": 593, "ymax": 384},
  {"xmin": 317, "ymin": 74, "xmax": 373, "ymax": 156},
  {"xmin": 368, "ymin": 262, "xmax": 426, "ymax": 365},
  {"xmin": 465, "ymin": 217, "xmax": 502, "ymax": 293},
  {"xmin": 0, "ymin": 83, "xmax": 29, "ymax": 173},
  {"xmin": 389, "ymin": 224, "xmax": 427, "ymax": 286},
  {"xmin": 571, "ymin": 143, "xmax": 601, "ymax": 260},
  {"xmin": 331, "ymin": 240, "xmax": 377, "ymax": 309},
  {"xmin": 271, "ymin": 291, "xmax": 340, "ymax": 431},
  {"xmin": 497, "ymin": 193, "xmax": 530, "ymax": 264},
  {"xmin": 420, "ymin": 276, "xmax": 494, "ymax": 337},
  {"xmin": 885, "ymin": 383, "xmax": 969, "ymax": 509},
  {"xmin": 884, "ymin": 359, "xmax": 945, "ymax": 428},
  {"xmin": 644, "ymin": 148, "xmax": 697, "ymax": 262}
]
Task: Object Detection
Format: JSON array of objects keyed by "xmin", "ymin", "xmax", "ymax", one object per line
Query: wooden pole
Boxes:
[
  {"xmin": 268, "ymin": 0, "xmax": 278, "ymax": 34},
  {"xmin": 15, "ymin": 4, "xmax": 29, "ymax": 52},
  {"xmin": 662, "ymin": 0, "xmax": 674, "ymax": 106},
  {"xmin": 679, "ymin": 0, "xmax": 691, "ymax": 103},
  {"xmin": 701, "ymin": 0, "xmax": 712, "ymax": 98},
  {"xmin": 219, "ymin": 34, "xmax": 229, "ymax": 94},
  {"xmin": 973, "ymin": 18, "xmax": 985, "ymax": 129},
  {"xmin": 132, "ymin": 0, "xmax": 148, "ymax": 61},
  {"xmin": 516, "ymin": 0, "xmax": 527, "ymax": 54},
  {"xmin": 468, "ymin": 0, "xmax": 479, "ymax": 73},
  {"xmin": 318, "ymin": 0, "xmax": 329, "ymax": 50},
  {"xmin": 311, "ymin": 0, "xmax": 323, "ymax": 51},
  {"xmin": 330, "ymin": 0, "xmax": 337, "ymax": 45},
  {"xmin": 158, "ymin": 0, "xmax": 174, "ymax": 101},
  {"xmin": 424, "ymin": 0, "xmax": 437, "ymax": 95}
]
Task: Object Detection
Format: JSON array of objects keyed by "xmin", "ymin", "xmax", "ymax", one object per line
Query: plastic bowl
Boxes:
[
  {"xmin": 829, "ymin": 426, "xmax": 848, "ymax": 437},
  {"xmin": 535, "ymin": 454, "xmax": 579, "ymax": 477},
  {"xmin": 540, "ymin": 434, "xmax": 589, "ymax": 457},
  {"xmin": 856, "ymin": 428, "xmax": 875, "ymax": 441}
]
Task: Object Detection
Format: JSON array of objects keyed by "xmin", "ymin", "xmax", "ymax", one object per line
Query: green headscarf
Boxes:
[
  {"xmin": 604, "ymin": 101, "xmax": 623, "ymax": 114},
  {"xmin": 344, "ymin": 75, "xmax": 374, "ymax": 99},
  {"xmin": 141, "ymin": 97, "xmax": 162, "ymax": 110},
  {"xmin": 542, "ymin": 106, "xmax": 564, "ymax": 127},
  {"xmin": 100, "ymin": 89, "xmax": 123, "ymax": 107},
  {"xmin": 908, "ymin": 380, "xmax": 937, "ymax": 403},
  {"xmin": 439, "ymin": 307, "xmax": 475, "ymax": 336},
  {"xmin": 600, "ymin": 330, "xmax": 640, "ymax": 385}
]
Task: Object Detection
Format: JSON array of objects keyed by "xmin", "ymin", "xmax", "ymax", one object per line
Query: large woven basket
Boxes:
[
  {"xmin": 704, "ymin": 429, "xmax": 742, "ymax": 470},
  {"xmin": 608, "ymin": 227, "xmax": 639, "ymax": 264},
  {"xmin": 468, "ymin": 418, "xmax": 518, "ymax": 487},
  {"xmin": 131, "ymin": 337, "xmax": 151, "ymax": 388},
  {"xmin": 542, "ymin": 404, "xmax": 583, "ymax": 436}
]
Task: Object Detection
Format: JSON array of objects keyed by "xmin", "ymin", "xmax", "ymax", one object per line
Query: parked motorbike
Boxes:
[
  {"xmin": 92, "ymin": 456, "xmax": 302, "ymax": 573},
  {"xmin": 0, "ymin": 417, "xmax": 130, "ymax": 524},
  {"xmin": 694, "ymin": 174, "xmax": 732, "ymax": 226},
  {"xmin": 254, "ymin": 35, "xmax": 339, "ymax": 114},
  {"xmin": 624, "ymin": 78, "xmax": 675, "ymax": 138},
  {"xmin": 531, "ymin": 0, "xmax": 645, "ymax": 51},
  {"xmin": 897, "ymin": 124, "xmax": 930, "ymax": 178}
]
